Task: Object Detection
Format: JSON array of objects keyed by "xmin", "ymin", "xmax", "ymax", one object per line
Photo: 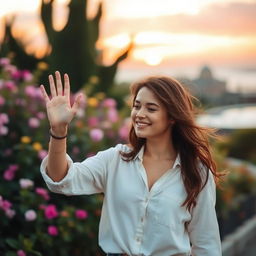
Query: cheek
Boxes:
[{"xmin": 130, "ymin": 109, "xmax": 136, "ymax": 120}]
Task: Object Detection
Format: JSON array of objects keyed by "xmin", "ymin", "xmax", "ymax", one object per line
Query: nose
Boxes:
[{"xmin": 136, "ymin": 108, "xmax": 146, "ymax": 118}]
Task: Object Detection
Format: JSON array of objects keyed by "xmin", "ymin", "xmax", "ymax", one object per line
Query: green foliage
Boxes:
[
  {"xmin": 0, "ymin": 58, "xmax": 130, "ymax": 255},
  {"xmin": 213, "ymin": 142, "xmax": 256, "ymax": 216},
  {"xmin": 216, "ymin": 129, "xmax": 256, "ymax": 165}
]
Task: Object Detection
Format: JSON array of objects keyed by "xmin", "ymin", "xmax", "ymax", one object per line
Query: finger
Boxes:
[
  {"xmin": 71, "ymin": 94, "xmax": 82, "ymax": 114},
  {"xmin": 64, "ymin": 73, "xmax": 70, "ymax": 102},
  {"xmin": 55, "ymin": 71, "xmax": 63, "ymax": 96},
  {"xmin": 40, "ymin": 85, "xmax": 50, "ymax": 103},
  {"xmin": 49, "ymin": 75, "xmax": 57, "ymax": 97}
]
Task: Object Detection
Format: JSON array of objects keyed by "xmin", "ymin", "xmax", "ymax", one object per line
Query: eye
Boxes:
[
  {"xmin": 133, "ymin": 104, "xmax": 140, "ymax": 109},
  {"xmin": 148, "ymin": 108, "xmax": 157, "ymax": 112}
]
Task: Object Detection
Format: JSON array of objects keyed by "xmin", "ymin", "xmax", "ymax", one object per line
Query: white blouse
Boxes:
[{"xmin": 40, "ymin": 144, "xmax": 221, "ymax": 256}]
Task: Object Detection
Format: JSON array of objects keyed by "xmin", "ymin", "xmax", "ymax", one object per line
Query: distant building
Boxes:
[
  {"xmin": 190, "ymin": 66, "xmax": 227, "ymax": 104},
  {"xmin": 179, "ymin": 65, "xmax": 256, "ymax": 106}
]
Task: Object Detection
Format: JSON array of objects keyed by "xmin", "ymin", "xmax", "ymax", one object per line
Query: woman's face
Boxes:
[{"xmin": 131, "ymin": 87, "xmax": 172, "ymax": 140}]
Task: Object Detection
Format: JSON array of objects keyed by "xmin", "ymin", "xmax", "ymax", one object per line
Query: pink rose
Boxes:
[
  {"xmin": 3, "ymin": 164, "xmax": 19, "ymax": 181},
  {"xmin": 5, "ymin": 209, "xmax": 16, "ymax": 218},
  {"xmin": 48, "ymin": 225, "xmax": 58, "ymax": 236},
  {"xmin": 75, "ymin": 209, "xmax": 88, "ymax": 219},
  {"xmin": 107, "ymin": 108, "xmax": 119, "ymax": 123},
  {"xmin": 19, "ymin": 178, "xmax": 34, "ymax": 189},
  {"xmin": 3, "ymin": 170, "xmax": 15, "ymax": 180},
  {"xmin": 4, "ymin": 80, "xmax": 17, "ymax": 91},
  {"xmin": 22, "ymin": 70, "xmax": 33, "ymax": 81},
  {"xmin": 17, "ymin": 250, "xmax": 26, "ymax": 256},
  {"xmin": 88, "ymin": 117, "xmax": 99, "ymax": 127},
  {"xmin": 102, "ymin": 98, "xmax": 116, "ymax": 108},
  {"xmin": 44, "ymin": 204, "xmax": 58, "ymax": 219},
  {"xmin": 0, "ymin": 113, "xmax": 9, "ymax": 124},
  {"xmin": 0, "ymin": 58, "xmax": 10, "ymax": 66},
  {"xmin": 38, "ymin": 150, "xmax": 48, "ymax": 160},
  {"xmin": 36, "ymin": 187, "xmax": 50, "ymax": 201},
  {"xmin": 89, "ymin": 128, "xmax": 104, "ymax": 142},
  {"xmin": 25, "ymin": 209, "xmax": 37, "ymax": 221},
  {"xmin": 0, "ymin": 198, "xmax": 12, "ymax": 211},
  {"xmin": 28, "ymin": 117, "xmax": 40, "ymax": 128}
]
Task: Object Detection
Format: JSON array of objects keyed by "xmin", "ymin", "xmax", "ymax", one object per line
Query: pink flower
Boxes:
[
  {"xmin": 0, "ymin": 198, "xmax": 12, "ymax": 211},
  {"xmin": 0, "ymin": 126, "xmax": 8, "ymax": 135},
  {"xmin": 36, "ymin": 187, "xmax": 50, "ymax": 201},
  {"xmin": 28, "ymin": 117, "xmax": 40, "ymax": 128},
  {"xmin": 119, "ymin": 118, "xmax": 131, "ymax": 140},
  {"xmin": 0, "ymin": 113, "xmax": 9, "ymax": 125},
  {"xmin": 4, "ymin": 80, "xmax": 17, "ymax": 92},
  {"xmin": 102, "ymin": 98, "xmax": 116, "ymax": 108},
  {"xmin": 75, "ymin": 209, "xmax": 88, "ymax": 219},
  {"xmin": 38, "ymin": 150, "xmax": 48, "ymax": 160},
  {"xmin": 22, "ymin": 70, "xmax": 33, "ymax": 81},
  {"xmin": 107, "ymin": 108, "xmax": 119, "ymax": 123},
  {"xmin": 3, "ymin": 170, "xmax": 15, "ymax": 180},
  {"xmin": 25, "ymin": 209, "xmax": 37, "ymax": 221},
  {"xmin": 0, "ymin": 58, "xmax": 10, "ymax": 66},
  {"xmin": 12, "ymin": 70, "xmax": 23, "ymax": 80},
  {"xmin": 17, "ymin": 250, "xmax": 26, "ymax": 256},
  {"xmin": 5, "ymin": 209, "xmax": 16, "ymax": 218},
  {"xmin": 44, "ymin": 204, "xmax": 58, "ymax": 219},
  {"xmin": 19, "ymin": 178, "xmax": 34, "ymax": 189},
  {"xmin": 48, "ymin": 225, "xmax": 58, "ymax": 236},
  {"xmin": 3, "ymin": 164, "xmax": 19, "ymax": 181},
  {"xmin": 88, "ymin": 117, "xmax": 99, "ymax": 127},
  {"xmin": 25, "ymin": 85, "xmax": 37, "ymax": 98},
  {"xmin": 89, "ymin": 128, "xmax": 104, "ymax": 142},
  {"xmin": 37, "ymin": 112, "xmax": 46, "ymax": 120}
]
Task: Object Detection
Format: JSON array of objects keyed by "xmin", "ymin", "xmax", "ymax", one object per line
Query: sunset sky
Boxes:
[{"xmin": 0, "ymin": 0, "xmax": 256, "ymax": 91}]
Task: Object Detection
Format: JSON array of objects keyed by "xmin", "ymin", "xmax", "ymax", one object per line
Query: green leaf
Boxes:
[
  {"xmin": 5, "ymin": 252, "xmax": 17, "ymax": 256},
  {"xmin": 29, "ymin": 250, "xmax": 43, "ymax": 256},
  {"xmin": 5, "ymin": 238, "xmax": 19, "ymax": 249}
]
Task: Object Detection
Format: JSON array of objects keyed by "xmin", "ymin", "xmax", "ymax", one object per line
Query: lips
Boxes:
[{"xmin": 135, "ymin": 121, "xmax": 151, "ymax": 128}]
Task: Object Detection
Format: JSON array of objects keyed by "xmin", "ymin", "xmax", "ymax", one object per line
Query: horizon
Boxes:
[{"xmin": 0, "ymin": 0, "xmax": 255, "ymax": 92}]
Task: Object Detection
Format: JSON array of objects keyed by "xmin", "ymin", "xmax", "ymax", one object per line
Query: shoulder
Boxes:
[{"xmin": 95, "ymin": 144, "xmax": 131, "ymax": 158}]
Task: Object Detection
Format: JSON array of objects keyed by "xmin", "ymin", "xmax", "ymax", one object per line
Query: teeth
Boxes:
[{"xmin": 136, "ymin": 122, "xmax": 149, "ymax": 127}]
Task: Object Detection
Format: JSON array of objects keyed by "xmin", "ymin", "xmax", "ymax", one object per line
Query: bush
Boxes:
[{"xmin": 0, "ymin": 58, "xmax": 130, "ymax": 256}]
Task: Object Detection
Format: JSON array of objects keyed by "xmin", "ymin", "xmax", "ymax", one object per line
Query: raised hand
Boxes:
[{"xmin": 40, "ymin": 71, "xmax": 82, "ymax": 136}]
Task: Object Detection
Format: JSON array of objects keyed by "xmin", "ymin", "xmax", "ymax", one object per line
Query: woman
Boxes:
[{"xmin": 40, "ymin": 71, "xmax": 222, "ymax": 256}]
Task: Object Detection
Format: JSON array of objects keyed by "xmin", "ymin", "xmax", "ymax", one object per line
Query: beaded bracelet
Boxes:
[{"xmin": 49, "ymin": 129, "xmax": 67, "ymax": 140}]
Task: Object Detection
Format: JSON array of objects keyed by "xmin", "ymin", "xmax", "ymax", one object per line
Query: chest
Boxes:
[{"xmin": 143, "ymin": 158, "xmax": 174, "ymax": 190}]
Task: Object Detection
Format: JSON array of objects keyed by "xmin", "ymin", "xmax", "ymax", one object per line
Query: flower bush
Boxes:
[
  {"xmin": 0, "ymin": 58, "xmax": 130, "ymax": 256},
  {"xmin": 1, "ymin": 58, "xmax": 256, "ymax": 254}
]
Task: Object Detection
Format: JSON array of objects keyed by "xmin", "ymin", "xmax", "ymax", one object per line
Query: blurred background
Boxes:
[{"xmin": 0, "ymin": 0, "xmax": 256, "ymax": 255}]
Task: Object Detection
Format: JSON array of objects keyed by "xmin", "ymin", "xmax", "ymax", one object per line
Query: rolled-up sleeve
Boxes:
[
  {"xmin": 40, "ymin": 147, "xmax": 115, "ymax": 196},
  {"xmin": 188, "ymin": 171, "xmax": 222, "ymax": 256}
]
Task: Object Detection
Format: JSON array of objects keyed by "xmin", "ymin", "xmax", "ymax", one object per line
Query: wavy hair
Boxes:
[{"xmin": 120, "ymin": 76, "xmax": 221, "ymax": 212}]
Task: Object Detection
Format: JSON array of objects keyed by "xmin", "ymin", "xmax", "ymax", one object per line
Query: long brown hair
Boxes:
[{"xmin": 121, "ymin": 76, "xmax": 221, "ymax": 212}]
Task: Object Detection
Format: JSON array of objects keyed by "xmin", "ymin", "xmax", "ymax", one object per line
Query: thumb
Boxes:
[{"xmin": 71, "ymin": 93, "xmax": 83, "ymax": 114}]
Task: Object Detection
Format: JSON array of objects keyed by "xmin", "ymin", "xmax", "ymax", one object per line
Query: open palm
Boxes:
[{"xmin": 40, "ymin": 71, "xmax": 82, "ymax": 130}]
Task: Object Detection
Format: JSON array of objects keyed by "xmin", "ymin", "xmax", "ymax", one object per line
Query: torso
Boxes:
[{"xmin": 143, "ymin": 155, "xmax": 175, "ymax": 190}]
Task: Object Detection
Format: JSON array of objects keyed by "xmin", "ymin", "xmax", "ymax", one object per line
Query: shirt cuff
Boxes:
[{"xmin": 40, "ymin": 154, "xmax": 74, "ymax": 193}]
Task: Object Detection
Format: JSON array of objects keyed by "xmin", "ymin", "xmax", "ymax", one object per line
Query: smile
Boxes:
[{"xmin": 135, "ymin": 121, "xmax": 151, "ymax": 128}]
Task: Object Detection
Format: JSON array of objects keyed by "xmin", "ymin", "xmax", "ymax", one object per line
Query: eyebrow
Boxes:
[{"xmin": 134, "ymin": 100, "xmax": 160, "ymax": 107}]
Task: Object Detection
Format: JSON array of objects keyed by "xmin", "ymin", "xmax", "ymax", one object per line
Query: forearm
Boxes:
[{"xmin": 46, "ymin": 127, "xmax": 69, "ymax": 182}]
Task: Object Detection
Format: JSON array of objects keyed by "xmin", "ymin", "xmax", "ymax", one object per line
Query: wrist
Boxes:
[{"xmin": 50, "ymin": 125, "xmax": 68, "ymax": 137}]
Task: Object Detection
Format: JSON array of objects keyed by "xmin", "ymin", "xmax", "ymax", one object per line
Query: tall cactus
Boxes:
[
  {"xmin": 0, "ymin": 18, "xmax": 39, "ymax": 70},
  {"xmin": 41, "ymin": 0, "xmax": 131, "ymax": 93}
]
